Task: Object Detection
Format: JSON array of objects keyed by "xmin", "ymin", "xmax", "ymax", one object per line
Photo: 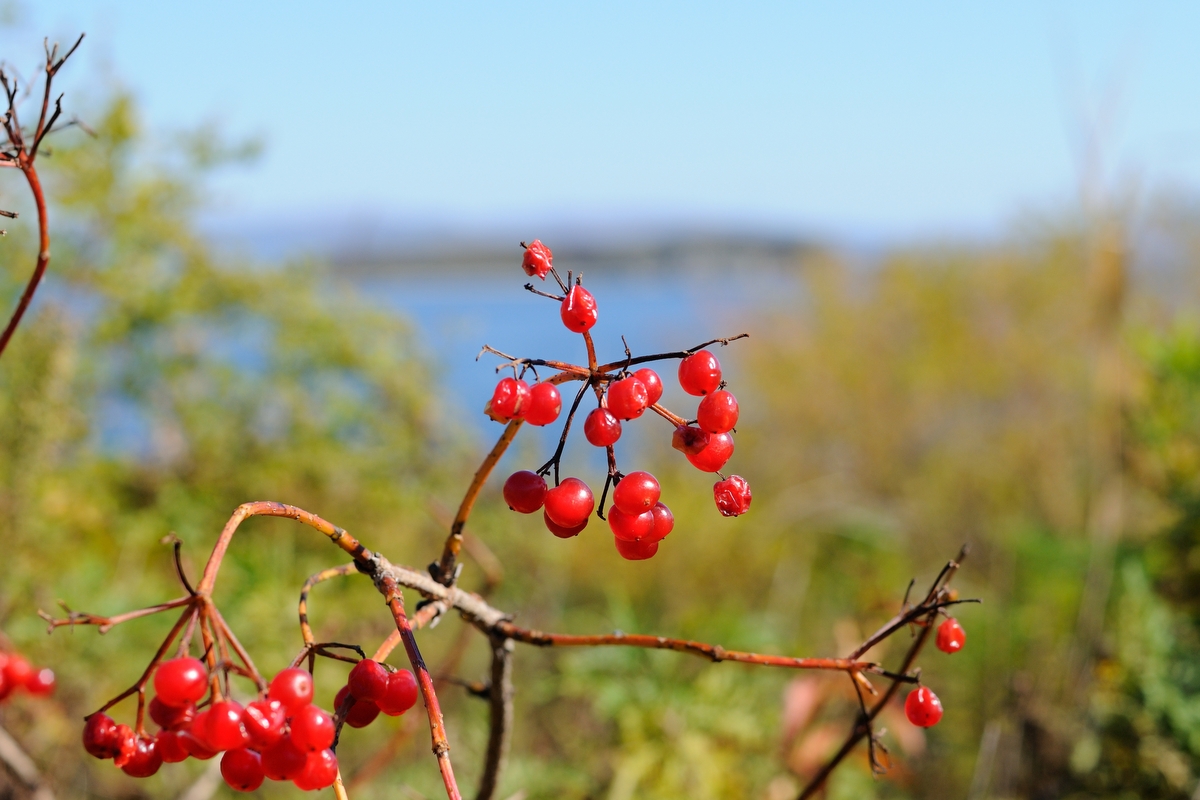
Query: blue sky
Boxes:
[{"xmin": 6, "ymin": 2, "xmax": 1200, "ymax": 243}]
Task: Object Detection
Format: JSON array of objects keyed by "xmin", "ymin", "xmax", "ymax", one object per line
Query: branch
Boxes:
[{"xmin": 475, "ymin": 635, "xmax": 514, "ymax": 800}]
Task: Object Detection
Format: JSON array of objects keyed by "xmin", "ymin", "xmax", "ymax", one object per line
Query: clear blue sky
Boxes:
[{"xmin": 6, "ymin": 2, "xmax": 1200, "ymax": 242}]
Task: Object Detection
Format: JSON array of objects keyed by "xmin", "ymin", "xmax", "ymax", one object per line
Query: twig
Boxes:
[{"xmin": 476, "ymin": 635, "xmax": 514, "ymax": 800}]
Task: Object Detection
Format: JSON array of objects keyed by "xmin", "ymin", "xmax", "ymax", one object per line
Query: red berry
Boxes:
[
  {"xmin": 904, "ymin": 686, "xmax": 943, "ymax": 727},
  {"xmin": 111, "ymin": 724, "xmax": 138, "ymax": 768},
  {"xmin": 607, "ymin": 505, "xmax": 656, "ymax": 542},
  {"xmin": 83, "ymin": 713, "xmax": 121, "ymax": 759},
  {"xmin": 179, "ymin": 712, "xmax": 218, "ymax": 760},
  {"xmin": 268, "ymin": 668, "xmax": 313, "ymax": 710},
  {"xmin": 685, "ymin": 432, "xmax": 734, "ymax": 472},
  {"xmin": 153, "ymin": 657, "xmax": 208, "ymax": 708},
  {"xmin": 525, "ymin": 382, "xmax": 562, "ymax": 426},
  {"xmin": 678, "ymin": 350, "xmax": 722, "ymax": 396},
  {"xmin": 23, "ymin": 667, "xmax": 54, "ymax": 695},
  {"xmin": 3, "ymin": 655, "xmax": 32, "ymax": 689},
  {"xmin": 206, "ymin": 700, "xmax": 249, "ymax": 752},
  {"xmin": 936, "ymin": 618, "xmax": 966, "ymax": 653},
  {"xmin": 544, "ymin": 510, "xmax": 588, "ymax": 538},
  {"xmin": 243, "ymin": 698, "xmax": 286, "ymax": 749},
  {"xmin": 543, "ymin": 477, "xmax": 594, "ymax": 528},
  {"xmin": 288, "ymin": 704, "xmax": 334, "ymax": 752},
  {"xmin": 521, "ymin": 239, "xmax": 553, "ymax": 279},
  {"xmin": 502, "ymin": 470, "xmax": 547, "ymax": 514},
  {"xmin": 614, "ymin": 536, "xmax": 659, "ymax": 561},
  {"xmin": 671, "ymin": 424, "xmax": 710, "ymax": 455},
  {"xmin": 378, "ymin": 669, "xmax": 419, "ymax": 716},
  {"xmin": 156, "ymin": 729, "xmax": 190, "ymax": 763},
  {"xmin": 121, "ymin": 735, "xmax": 162, "ymax": 778},
  {"xmin": 222, "ymin": 747, "xmax": 265, "ymax": 792},
  {"xmin": 633, "ymin": 368, "xmax": 663, "ymax": 406},
  {"xmin": 336, "ymin": 685, "xmax": 382, "ymax": 728},
  {"xmin": 150, "ymin": 696, "xmax": 195, "ymax": 731},
  {"xmin": 645, "ymin": 502, "xmax": 675, "ymax": 542},
  {"xmin": 584, "ymin": 407, "xmax": 622, "ymax": 447},
  {"xmin": 713, "ymin": 475, "xmax": 752, "ymax": 517},
  {"xmin": 606, "ymin": 376, "xmax": 649, "ymax": 420},
  {"xmin": 293, "ymin": 748, "xmax": 339, "ymax": 791},
  {"xmin": 348, "ymin": 659, "xmax": 389, "ymax": 704},
  {"xmin": 560, "ymin": 284, "xmax": 598, "ymax": 333},
  {"xmin": 489, "ymin": 377, "xmax": 530, "ymax": 421},
  {"xmin": 612, "ymin": 471, "xmax": 661, "ymax": 516},
  {"xmin": 697, "ymin": 390, "xmax": 739, "ymax": 434},
  {"xmin": 0, "ymin": 668, "xmax": 8, "ymax": 700},
  {"xmin": 261, "ymin": 735, "xmax": 307, "ymax": 781}
]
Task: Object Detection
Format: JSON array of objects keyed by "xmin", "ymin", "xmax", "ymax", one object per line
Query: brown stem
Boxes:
[
  {"xmin": 475, "ymin": 635, "xmax": 514, "ymax": 800},
  {"xmin": 594, "ymin": 333, "xmax": 749, "ymax": 373},
  {"xmin": 299, "ymin": 563, "xmax": 359, "ymax": 645},
  {"xmin": 0, "ymin": 165, "xmax": 48, "ymax": 359}
]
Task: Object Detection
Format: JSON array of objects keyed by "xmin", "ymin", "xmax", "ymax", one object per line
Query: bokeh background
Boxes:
[{"xmin": 2, "ymin": 2, "xmax": 1200, "ymax": 798}]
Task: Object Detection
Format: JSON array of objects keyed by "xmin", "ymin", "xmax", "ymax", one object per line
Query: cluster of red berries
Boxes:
[
  {"xmin": 0, "ymin": 648, "xmax": 55, "ymax": 700},
  {"xmin": 497, "ymin": 240, "xmax": 753, "ymax": 561},
  {"xmin": 902, "ymin": 617, "xmax": 966, "ymax": 729},
  {"xmin": 82, "ymin": 657, "xmax": 417, "ymax": 791}
]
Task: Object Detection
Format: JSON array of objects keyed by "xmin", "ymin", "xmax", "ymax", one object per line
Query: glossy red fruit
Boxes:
[
  {"xmin": 268, "ymin": 668, "xmax": 314, "ymax": 710},
  {"xmin": 378, "ymin": 669, "xmax": 419, "ymax": 716},
  {"xmin": 584, "ymin": 407, "xmax": 622, "ymax": 447},
  {"xmin": 121, "ymin": 736, "xmax": 162, "ymax": 778},
  {"xmin": 178, "ymin": 713, "xmax": 218, "ymax": 760},
  {"xmin": 671, "ymin": 424, "xmax": 710, "ymax": 455},
  {"xmin": 525, "ymin": 382, "xmax": 562, "ymax": 426},
  {"xmin": 153, "ymin": 657, "xmax": 208, "ymax": 708},
  {"xmin": 206, "ymin": 700, "xmax": 249, "ymax": 751},
  {"xmin": 697, "ymin": 390, "xmax": 739, "ymax": 434},
  {"xmin": 336, "ymin": 685, "xmax": 382, "ymax": 728},
  {"xmin": 713, "ymin": 475, "xmax": 752, "ymax": 517},
  {"xmin": 243, "ymin": 698, "xmax": 286, "ymax": 749},
  {"xmin": 607, "ymin": 505, "xmax": 656, "ymax": 542},
  {"xmin": 3, "ymin": 655, "xmax": 33, "ymax": 689},
  {"xmin": 544, "ymin": 510, "xmax": 588, "ymax": 538},
  {"xmin": 543, "ymin": 477, "xmax": 594, "ymax": 528},
  {"xmin": 936, "ymin": 618, "xmax": 966, "ymax": 654},
  {"xmin": 905, "ymin": 686, "xmax": 943, "ymax": 727},
  {"xmin": 633, "ymin": 368, "xmax": 663, "ymax": 406},
  {"xmin": 503, "ymin": 470, "xmax": 547, "ymax": 514},
  {"xmin": 606, "ymin": 376, "xmax": 649, "ymax": 420},
  {"xmin": 83, "ymin": 713, "xmax": 121, "ymax": 759},
  {"xmin": 560, "ymin": 284, "xmax": 598, "ymax": 333},
  {"xmin": 613, "ymin": 471, "xmax": 661, "ymax": 516},
  {"xmin": 156, "ymin": 729, "xmax": 190, "ymax": 763},
  {"xmin": 261, "ymin": 735, "xmax": 307, "ymax": 781},
  {"xmin": 150, "ymin": 697, "xmax": 195, "ymax": 732},
  {"xmin": 25, "ymin": 667, "xmax": 55, "ymax": 696},
  {"xmin": 293, "ymin": 748, "xmax": 339, "ymax": 791},
  {"xmin": 686, "ymin": 432, "xmax": 734, "ymax": 472},
  {"xmin": 111, "ymin": 724, "xmax": 138, "ymax": 768},
  {"xmin": 679, "ymin": 350, "xmax": 722, "ymax": 396},
  {"xmin": 288, "ymin": 704, "xmax": 334, "ymax": 752},
  {"xmin": 490, "ymin": 377, "xmax": 530, "ymax": 421},
  {"xmin": 222, "ymin": 747, "xmax": 265, "ymax": 792},
  {"xmin": 348, "ymin": 659, "xmax": 389, "ymax": 703},
  {"xmin": 614, "ymin": 536, "xmax": 659, "ymax": 561},
  {"xmin": 645, "ymin": 502, "xmax": 675, "ymax": 542},
  {"xmin": 521, "ymin": 239, "xmax": 553, "ymax": 279}
]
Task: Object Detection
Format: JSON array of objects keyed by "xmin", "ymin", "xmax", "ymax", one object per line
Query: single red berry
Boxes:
[
  {"xmin": 560, "ymin": 284, "xmax": 598, "ymax": 333},
  {"xmin": 614, "ymin": 536, "xmax": 659, "ymax": 561},
  {"xmin": 22, "ymin": 666, "xmax": 53, "ymax": 695},
  {"xmin": 679, "ymin": 350, "xmax": 722, "ymax": 396},
  {"xmin": 261, "ymin": 735, "xmax": 307, "ymax": 781},
  {"xmin": 268, "ymin": 668, "xmax": 314, "ymax": 710},
  {"xmin": 3, "ymin": 655, "xmax": 33, "ymax": 690},
  {"xmin": 543, "ymin": 477, "xmax": 594, "ymax": 528},
  {"xmin": 685, "ymin": 432, "xmax": 734, "ymax": 472},
  {"xmin": 713, "ymin": 475, "xmax": 752, "ymax": 517},
  {"xmin": 150, "ymin": 696, "xmax": 195, "ymax": 731},
  {"xmin": 671, "ymin": 424, "xmax": 710, "ymax": 455},
  {"xmin": 83, "ymin": 713, "xmax": 121, "ymax": 759},
  {"xmin": 525, "ymin": 382, "xmax": 562, "ymax": 426},
  {"xmin": 336, "ymin": 685, "xmax": 382, "ymax": 728},
  {"xmin": 489, "ymin": 377, "xmax": 530, "ymax": 421},
  {"xmin": 178, "ymin": 712, "xmax": 218, "ymax": 760},
  {"xmin": 288, "ymin": 704, "xmax": 335, "ymax": 752},
  {"xmin": 293, "ymin": 748, "xmax": 339, "ymax": 791},
  {"xmin": 243, "ymin": 698, "xmax": 286, "ymax": 749},
  {"xmin": 645, "ymin": 502, "xmax": 675, "ymax": 542},
  {"xmin": 121, "ymin": 735, "xmax": 162, "ymax": 778},
  {"xmin": 111, "ymin": 724, "xmax": 138, "ymax": 768},
  {"xmin": 521, "ymin": 239, "xmax": 553, "ymax": 279},
  {"xmin": 156, "ymin": 729, "xmax": 190, "ymax": 763},
  {"xmin": 378, "ymin": 669, "xmax": 419, "ymax": 716},
  {"xmin": 221, "ymin": 747, "xmax": 265, "ymax": 792},
  {"xmin": 607, "ymin": 505, "xmax": 656, "ymax": 542},
  {"xmin": 606, "ymin": 376, "xmax": 649, "ymax": 420},
  {"xmin": 544, "ymin": 510, "xmax": 588, "ymax": 538},
  {"xmin": 905, "ymin": 686, "xmax": 943, "ymax": 727},
  {"xmin": 153, "ymin": 657, "xmax": 208, "ymax": 708},
  {"xmin": 936, "ymin": 618, "xmax": 966, "ymax": 653},
  {"xmin": 503, "ymin": 470, "xmax": 547, "ymax": 514},
  {"xmin": 206, "ymin": 700, "xmax": 249, "ymax": 752},
  {"xmin": 584, "ymin": 407, "xmax": 622, "ymax": 447},
  {"xmin": 697, "ymin": 390, "xmax": 739, "ymax": 434},
  {"xmin": 633, "ymin": 368, "xmax": 663, "ymax": 406},
  {"xmin": 348, "ymin": 659, "xmax": 389, "ymax": 704},
  {"xmin": 612, "ymin": 471, "xmax": 661, "ymax": 516}
]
